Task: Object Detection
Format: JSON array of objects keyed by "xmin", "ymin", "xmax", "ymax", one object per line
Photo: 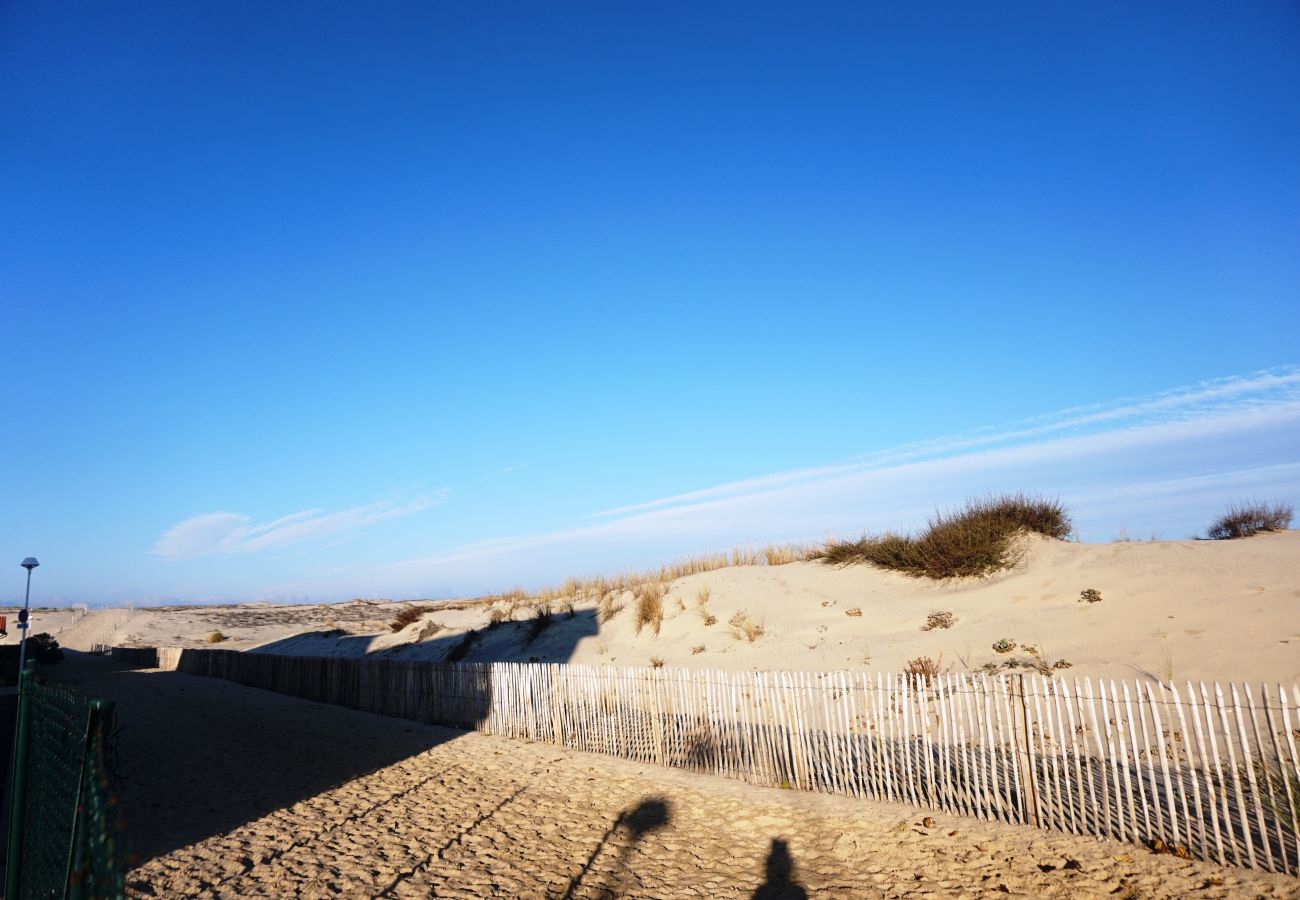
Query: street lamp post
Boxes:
[{"xmin": 17, "ymin": 557, "xmax": 39, "ymax": 674}]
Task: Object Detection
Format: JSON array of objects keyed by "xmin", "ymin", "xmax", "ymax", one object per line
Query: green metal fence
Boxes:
[{"xmin": 5, "ymin": 666, "xmax": 124, "ymax": 900}]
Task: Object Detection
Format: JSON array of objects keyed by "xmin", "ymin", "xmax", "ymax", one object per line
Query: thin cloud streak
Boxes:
[
  {"xmin": 364, "ymin": 379, "xmax": 1299, "ymax": 593},
  {"xmin": 152, "ymin": 491, "xmax": 447, "ymax": 560},
  {"xmin": 590, "ymin": 366, "xmax": 1300, "ymax": 520}
]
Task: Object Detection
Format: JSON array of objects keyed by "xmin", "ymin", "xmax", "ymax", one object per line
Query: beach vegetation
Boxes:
[
  {"xmin": 810, "ymin": 494, "xmax": 1071, "ymax": 579},
  {"xmin": 903, "ymin": 655, "xmax": 942, "ymax": 685},
  {"xmin": 922, "ymin": 611, "xmax": 956, "ymax": 631},
  {"xmin": 728, "ymin": 610, "xmax": 765, "ymax": 642},
  {"xmin": 389, "ymin": 604, "xmax": 436, "ymax": 632},
  {"xmin": 1206, "ymin": 501, "xmax": 1293, "ymax": 540}
]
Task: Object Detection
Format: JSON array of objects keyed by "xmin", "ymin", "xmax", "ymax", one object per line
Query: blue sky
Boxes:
[{"xmin": 2, "ymin": 3, "xmax": 1297, "ymax": 605}]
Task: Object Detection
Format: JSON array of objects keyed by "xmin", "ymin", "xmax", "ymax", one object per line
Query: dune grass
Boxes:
[
  {"xmin": 809, "ymin": 494, "xmax": 1071, "ymax": 579},
  {"xmin": 634, "ymin": 583, "xmax": 665, "ymax": 636},
  {"xmin": 1205, "ymin": 501, "xmax": 1293, "ymax": 540}
]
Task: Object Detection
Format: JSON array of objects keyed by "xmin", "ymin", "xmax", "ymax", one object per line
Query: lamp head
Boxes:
[{"xmin": 20, "ymin": 557, "xmax": 39, "ymax": 570}]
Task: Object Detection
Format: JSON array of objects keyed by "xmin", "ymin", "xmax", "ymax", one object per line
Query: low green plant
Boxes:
[
  {"xmin": 992, "ymin": 638, "xmax": 1016, "ymax": 654},
  {"xmin": 922, "ymin": 610, "xmax": 956, "ymax": 631},
  {"xmin": 810, "ymin": 494, "xmax": 1071, "ymax": 579},
  {"xmin": 1206, "ymin": 501, "xmax": 1293, "ymax": 540}
]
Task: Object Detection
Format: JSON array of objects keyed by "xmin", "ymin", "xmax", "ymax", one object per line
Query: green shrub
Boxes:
[
  {"xmin": 1206, "ymin": 501, "xmax": 1293, "ymax": 540},
  {"xmin": 27, "ymin": 633, "xmax": 64, "ymax": 663},
  {"xmin": 810, "ymin": 494, "xmax": 1071, "ymax": 579}
]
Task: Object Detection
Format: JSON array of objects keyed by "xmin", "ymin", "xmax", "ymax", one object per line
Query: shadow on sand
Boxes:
[{"xmin": 46, "ymin": 610, "xmax": 598, "ymax": 868}]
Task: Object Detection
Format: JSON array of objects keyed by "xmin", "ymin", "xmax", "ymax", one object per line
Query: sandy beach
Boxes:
[{"xmin": 45, "ymin": 653, "xmax": 1299, "ymax": 899}]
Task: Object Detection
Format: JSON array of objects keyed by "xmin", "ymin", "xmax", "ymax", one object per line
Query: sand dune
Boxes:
[{"xmin": 30, "ymin": 530, "xmax": 1300, "ymax": 686}]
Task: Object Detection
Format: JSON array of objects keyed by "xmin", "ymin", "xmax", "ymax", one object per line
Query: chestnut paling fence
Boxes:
[{"xmin": 132, "ymin": 648, "xmax": 1299, "ymax": 876}]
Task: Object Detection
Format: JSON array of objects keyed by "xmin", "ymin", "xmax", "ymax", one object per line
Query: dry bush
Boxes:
[
  {"xmin": 728, "ymin": 610, "xmax": 765, "ymax": 642},
  {"xmin": 487, "ymin": 607, "xmax": 509, "ymax": 627},
  {"xmin": 902, "ymin": 655, "xmax": 942, "ymax": 685},
  {"xmin": 691, "ymin": 644, "xmax": 705, "ymax": 655},
  {"xmin": 389, "ymin": 604, "xmax": 436, "ymax": 633},
  {"xmin": 845, "ymin": 607, "xmax": 862, "ymax": 617},
  {"xmin": 635, "ymin": 583, "xmax": 665, "ymax": 635},
  {"xmin": 649, "ymin": 656, "xmax": 665, "ymax": 669},
  {"xmin": 922, "ymin": 610, "xmax": 956, "ymax": 631},
  {"xmin": 1079, "ymin": 588, "xmax": 1102, "ymax": 604},
  {"xmin": 206, "ymin": 631, "xmax": 227, "ymax": 644},
  {"xmin": 810, "ymin": 494, "xmax": 1071, "ymax": 579},
  {"xmin": 1206, "ymin": 501, "xmax": 1293, "ymax": 540}
]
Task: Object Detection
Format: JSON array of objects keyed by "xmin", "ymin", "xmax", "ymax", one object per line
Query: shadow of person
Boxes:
[
  {"xmin": 564, "ymin": 797, "xmax": 671, "ymax": 899},
  {"xmin": 752, "ymin": 839, "xmax": 808, "ymax": 900}
]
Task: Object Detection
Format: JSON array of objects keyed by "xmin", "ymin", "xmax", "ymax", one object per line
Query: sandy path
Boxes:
[{"xmin": 52, "ymin": 655, "xmax": 1299, "ymax": 899}]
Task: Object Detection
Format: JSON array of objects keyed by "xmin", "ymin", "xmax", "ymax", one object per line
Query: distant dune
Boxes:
[{"xmin": 26, "ymin": 529, "xmax": 1300, "ymax": 686}]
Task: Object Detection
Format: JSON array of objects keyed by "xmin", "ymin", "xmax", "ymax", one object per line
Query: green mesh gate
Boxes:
[{"xmin": 5, "ymin": 667, "xmax": 124, "ymax": 900}]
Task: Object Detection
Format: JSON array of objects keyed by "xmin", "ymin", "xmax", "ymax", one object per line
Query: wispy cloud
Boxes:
[
  {"xmin": 152, "ymin": 491, "xmax": 447, "ymax": 560},
  {"xmin": 484, "ymin": 463, "xmax": 530, "ymax": 479},
  {"xmin": 354, "ymin": 367, "xmax": 1300, "ymax": 594},
  {"xmin": 589, "ymin": 366, "xmax": 1300, "ymax": 519}
]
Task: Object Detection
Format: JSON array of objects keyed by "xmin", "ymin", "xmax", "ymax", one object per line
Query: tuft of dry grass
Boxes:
[
  {"xmin": 762, "ymin": 544, "xmax": 809, "ymax": 566},
  {"xmin": 487, "ymin": 607, "xmax": 509, "ymax": 627},
  {"xmin": 525, "ymin": 602, "xmax": 553, "ymax": 645},
  {"xmin": 1206, "ymin": 501, "xmax": 1293, "ymax": 540},
  {"xmin": 902, "ymin": 655, "xmax": 942, "ymax": 686},
  {"xmin": 1079, "ymin": 588, "xmax": 1102, "ymax": 604},
  {"xmin": 727, "ymin": 610, "xmax": 765, "ymax": 643},
  {"xmin": 389, "ymin": 605, "xmax": 436, "ymax": 633},
  {"xmin": 635, "ymin": 583, "xmax": 665, "ymax": 635},
  {"xmin": 597, "ymin": 591, "xmax": 626, "ymax": 624},
  {"xmin": 691, "ymin": 644, "xmax": 705, "ymax": 655},
  {"xmin": 921, "ymin": 610, "xmax": 956, "ymax": 631},
  {"xmin": 810, "ymin": 494, "xmax": 1071, "ymax": 579},
  {"xmin": 206, "ymin": 630, "xmax": 227, "ymax": 644},
  {"xmin": 649, "ymin": 656, "xmax": 665, "ymax": 668},
  {"xmin": 445, "ymin": 628, "xmax": 482, "ymax": 663},
  {"xmin": 694, "ymin": 585, "xmax": 717, "ymax": 626},
  {"xmin": 845, "ymin": 607, "xmax": 862, "ymax": 617}
]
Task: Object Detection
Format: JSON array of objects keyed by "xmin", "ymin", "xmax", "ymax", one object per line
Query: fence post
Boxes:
[
  {"xmin": 5, "ymin": 662, "xmax": 37, "ymax": 899},
  {"xmin": 1011, "ymin": 675, "xmax": 1042, "ymax": 828}
]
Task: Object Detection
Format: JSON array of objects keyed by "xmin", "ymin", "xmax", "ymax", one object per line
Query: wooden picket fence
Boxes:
[{"xmin": 151, "ymin": 648, "xmax": 1299, "ymax": 876}]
